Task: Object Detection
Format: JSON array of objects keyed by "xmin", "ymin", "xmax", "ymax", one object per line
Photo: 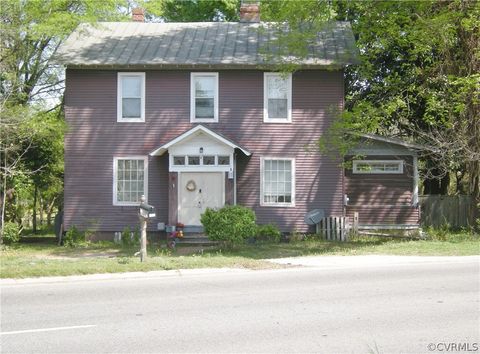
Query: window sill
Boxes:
[
  {"xmin": 190, "ymin": 118, "xmax": 219, "ymax": 123},
  {"xmin": 117, "ymin": 118, "xmax": 145, "ymax": 123},
  {"xmin": 260, "ymin": 202, "xmax": 296, "ymax": 208},
  {"xmin": 263, "ymin": 119, "xmax": 292, "ymax": 124}
]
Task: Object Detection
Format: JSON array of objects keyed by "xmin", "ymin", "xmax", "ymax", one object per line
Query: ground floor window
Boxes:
[
  {"xmin": 113, "ymin": 156, "xmax": 147, "ymax": 205},
  {"xmin": 261, "ymin": 157, "xmax": 295, "ymax": 206}
]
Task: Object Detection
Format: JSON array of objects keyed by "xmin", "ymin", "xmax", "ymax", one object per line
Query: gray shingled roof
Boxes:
[{"xmin": 55, "ymin": 21, "xmax": 359, "ymax": 68}]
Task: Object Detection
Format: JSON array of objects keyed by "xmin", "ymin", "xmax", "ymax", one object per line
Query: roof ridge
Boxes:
[{"xmin": 55, "ymin": 21, "xmax": 360, "ymax": 68}]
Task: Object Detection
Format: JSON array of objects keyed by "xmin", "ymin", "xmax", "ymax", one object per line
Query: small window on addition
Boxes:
[
  {"xmin": 203, "ymin": 156, "xmax": 215, "ymax": 165},
  {"xmin": 188, "ymin": 156, "xmax": 200, "ymax": 165},
  {"xmin": 218, "ymin": 156, "xmax": 230, "ymax": 165},
  {"xmin": 353, "ymin": 160, "xmax": 403, "ymax": 174},
  {"xmin": 173, "ymin": 156, "xmax": 185, "ymax": 165}
]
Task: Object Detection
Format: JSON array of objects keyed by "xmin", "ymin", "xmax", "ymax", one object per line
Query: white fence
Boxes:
[{"xmin": 316, "ymin": 216, "xmax": 351, "ymax": 241}]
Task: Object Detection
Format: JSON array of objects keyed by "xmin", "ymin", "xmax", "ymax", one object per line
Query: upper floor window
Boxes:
[
  {"xmin": 264, "ymin": 73, "xmax": 292, "ymax": 123},
  {"xmin": 260, "ymin": 157, "xmax": 295, "ymax": 207},
  {"xmin": 353, "ymin": 160, "xmax": 404, "ymax": 174},
  {"xmin": 117, "ymin": 73, "xmax": 145, "ymax": 122},
  {"xmin": 113, "ymin": 156, "xmax": 148, "ymax": 206},
  {"xmin": 191, "ymin": 73, "xmax": 219, "ymax": 123}
]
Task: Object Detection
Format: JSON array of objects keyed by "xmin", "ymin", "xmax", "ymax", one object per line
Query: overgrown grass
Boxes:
[
  {"xmin": 1, "ymin": 230, "xmax": 478, "ymax": 279},
  {"xmin": 0, "ymin": 238, "xmax": 277, "ymax": 278},
  {"xmin": 213, "ymin": 231, "xmax": 480, "ymax": 259}
]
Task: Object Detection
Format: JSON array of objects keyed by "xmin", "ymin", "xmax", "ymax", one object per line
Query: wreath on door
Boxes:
[{"xmin": 186, "ymin": 180, "xmax": 196, "ymax": 192}]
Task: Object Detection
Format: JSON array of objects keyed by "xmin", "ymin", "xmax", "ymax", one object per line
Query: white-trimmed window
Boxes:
[
  {"xmin": 113, "ymin": 156, "xmax": 148, "ymax": 205},
  {"xmin": 353, "ymin": 160, "xmax": 404, "ymax": 174},
  {"xmin": 261, "ymin": 157, "xmax": 295, "ymax": 206},
  {"xmin": 170, "ymin": 154, "xmax": 231, "ymax": 168},
  {"xmin": 117, "ymin": 73, "xmax": 145, "ymax": 122},
  {"xmin": 191, "ymin": 73, "xmax": 218, "ymax": 122},
  {"xmin": 264, "ymin": 73, "xmax": 292, "ymax": 123}
]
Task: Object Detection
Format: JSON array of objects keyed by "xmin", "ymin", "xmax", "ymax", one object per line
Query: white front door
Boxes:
[{"xmin": 178, "ymin": 172, "xmax": 224, "ymax": 226}]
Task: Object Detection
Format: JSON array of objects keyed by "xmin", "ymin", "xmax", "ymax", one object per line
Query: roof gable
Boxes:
[
  {"xmin": 149, "ymin": 125, "xmax": 251, "ymax": 156},
  {"xmin": 56, "ymin": 21, "xmax": 359, "ymax": 68}
]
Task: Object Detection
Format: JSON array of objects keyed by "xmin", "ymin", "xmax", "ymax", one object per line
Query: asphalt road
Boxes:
[{"xmin": 1, "ymin": 256, "xmax": 479, "ymax": 353}]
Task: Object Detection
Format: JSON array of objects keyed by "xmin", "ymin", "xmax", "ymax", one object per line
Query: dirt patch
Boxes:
[{"xmin": 37, "ymin": 250, "xmax": 123, "ymax": 260}]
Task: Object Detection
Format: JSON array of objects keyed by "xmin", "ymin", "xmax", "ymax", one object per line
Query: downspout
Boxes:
[
  {"xmin": 234, "ymin": 152, "xmax": 237, "ymax": 205},
  {"xmin": 412, "ymin": 155, "xmax": 419, "ymax": 206}
]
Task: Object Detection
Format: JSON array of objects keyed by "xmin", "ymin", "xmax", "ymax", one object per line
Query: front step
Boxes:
[
  {"xmin": 182, "ymin": 225, "xmax": 204, "ymax": 233},
  {"xmin": 174, "ymin": 233, "xmax": 218, "ymax": 246}
]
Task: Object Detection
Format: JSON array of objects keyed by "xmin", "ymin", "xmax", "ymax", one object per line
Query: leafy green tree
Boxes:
[
  {"xmin": 262, "ymin": 0, "xmax": 478, "ymax": 201},
  {"xmin": 333, "ymin": 0, "xmax": 479, "ymax": 200},
  {"xmin": 147, "ymin": 0, "xmax": 240, "ymax": 22},
  {"xmin": 1, "ymin": 0, "xmax": 128, "ymax": 105},
  {"xmin": 333, "ymin": 1, "xmax": 478, "ymax": 192},
  {"xmin": 22, "ymin": 110, "xmax": 65, "ymax": 233},
  {"xmin": 0, "ymin": 0, "xmax": 127, "ymax": 241}
]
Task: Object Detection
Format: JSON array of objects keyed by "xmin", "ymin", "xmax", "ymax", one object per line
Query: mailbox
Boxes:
[
  {"xmin": 137, "ymin": 195, "xmax": 153, "ymax": 262},
  {"xmin": 139, "ymin": 200, "xmax": 156, "ymax": 219}
]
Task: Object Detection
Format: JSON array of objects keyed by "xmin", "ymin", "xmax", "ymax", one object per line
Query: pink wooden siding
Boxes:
[
  {"xmin": 344, "ymin": 156, "xmax": 420, "ymax": 225},
  {"xmin": 64, "ymin": 70, "xmax": 344, "ymax": 233}
]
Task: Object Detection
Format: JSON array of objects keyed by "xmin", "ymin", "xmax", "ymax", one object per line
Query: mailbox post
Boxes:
[{"xmin": 138, "ymin": 195, "xmax": 155, "ymax": 262}]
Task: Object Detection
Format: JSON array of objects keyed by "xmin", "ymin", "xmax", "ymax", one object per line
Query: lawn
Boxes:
[{"xmin": 1, "ymin": 231, "xmax": 478, "ymax": 279}]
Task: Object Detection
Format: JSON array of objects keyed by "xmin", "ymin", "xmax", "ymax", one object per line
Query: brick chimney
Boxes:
[
  {"xmin": 132, "ymin": 8, "xmax": 145, "ymax": 22},
  {"xmin": 240, "ymin": 1, "xmax": 260, "ymax": 23}
]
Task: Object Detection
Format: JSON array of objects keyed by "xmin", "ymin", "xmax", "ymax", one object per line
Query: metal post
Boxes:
[
  {"xmin": 138, "ymin": 195, "xmax": 150, "ymax": 262},
  {"xmin": 139, "ymin": 215, "xmax": 147, "ymax": 262}
]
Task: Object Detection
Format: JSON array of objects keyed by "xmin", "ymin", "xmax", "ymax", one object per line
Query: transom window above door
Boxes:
[
  {"xmin": 117, "ymin": 73, "xmax": 145, "ymax": 122},
  {"xmin": 191, "ymin": 73, "xmax": 219, "ymax": 123},
  {"xmin": 264, "ymin": 73, "xmax": 292, "ymax": 123},
  {"xmin": 173, "ymin": 155, "xmax": 230, "ymax": 167}
]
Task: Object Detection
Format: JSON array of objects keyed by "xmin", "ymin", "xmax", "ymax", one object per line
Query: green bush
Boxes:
[
  {"xmin": 121, "ymin": 226, "xmax": 139, "ymax": 247},
  {"xmin": 256, "ymin": 223, "xmax": 281, "ymax": 243},
  {"xmin": 2, "ymin": 222, "xmax": 20, "ymax": 245},
  {"xmin": 201, "ymin": 205, "xmax": 257, "ymax": 246},
  {"xmin": 63, "ymin": 225, "xmax": 84, "ymax": 247},
  {"xmin": 424, "ymin": 225, "xmax": 478, "ymax": 242}
]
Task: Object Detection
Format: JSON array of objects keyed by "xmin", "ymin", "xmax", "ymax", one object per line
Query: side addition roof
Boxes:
[
  {"xmin": 348, "ymin": 133, "xmax": 434, "ymax": 156},
  {"xmin": 55, "ymin": 21, "xmax": 359, "ymax": 69},
  {"xmin": 358, "ymin": 133, "xmax": 428, "ymax": 151}
]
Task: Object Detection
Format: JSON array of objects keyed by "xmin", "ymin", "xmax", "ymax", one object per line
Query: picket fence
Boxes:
[{"xmin": 316, "ymin": 216, "xmax": 351, "ymax": 241}]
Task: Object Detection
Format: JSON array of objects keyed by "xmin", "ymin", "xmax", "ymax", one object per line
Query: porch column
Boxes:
[
  {"xmin": 225, "ymin": 172, "xmax": 234, "ymax": 205},
  {"xmin": 168, "ymin": 172, "xmax": 178, "ymax": 225}
]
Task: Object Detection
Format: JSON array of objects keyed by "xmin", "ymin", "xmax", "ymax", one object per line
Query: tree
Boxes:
[
  {"xmin": 148, "ymin": 0, "xmax": 240, "ymax": 22},
  {"xmin": 0, "ymin": 0, "xmax": 127, "ymax": 241},
  {"xmin": 252, "ymin": 0, "xmax": 479, "ymax": 220},
  {"xmin": 334, "ymin": 0, "xmax": 479, "ymax": 201},
  {"xmin": 0, "ymin": 104, "xmax": 34, "ymax": 236},
  {"xmin": 1, "ymin": 0, "xmax": 128, "ymax": 106},
  {"xmin": 22, "ymin": 110, "xmax": 64, "ymax": 233}
]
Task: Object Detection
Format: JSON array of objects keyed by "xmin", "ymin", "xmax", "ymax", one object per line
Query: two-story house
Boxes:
[{"xmin": 56, "ymin": 5, "xmax": 420, "ymax": 239}]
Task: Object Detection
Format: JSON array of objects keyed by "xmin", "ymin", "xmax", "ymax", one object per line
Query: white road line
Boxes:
[{"xmin": 0, "ymin": 324, "xmax": 97, "ymax": 335}]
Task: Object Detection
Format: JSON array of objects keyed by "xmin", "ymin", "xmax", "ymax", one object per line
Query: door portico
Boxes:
[{"xmin": 149, "ymin": 125, "xmax": 251, "ymax": 226}]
